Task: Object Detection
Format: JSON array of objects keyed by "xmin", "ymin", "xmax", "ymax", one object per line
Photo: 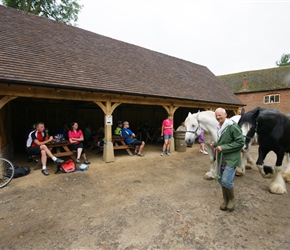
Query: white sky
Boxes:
[{"xmin": 77, "ymin": 0, "xmax": 290, "ymax": 76}]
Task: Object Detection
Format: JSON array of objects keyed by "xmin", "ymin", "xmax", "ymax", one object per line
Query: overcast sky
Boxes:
[{"xmin": 78, "ymin": 0, "xmax": 290, "ymax": 76}]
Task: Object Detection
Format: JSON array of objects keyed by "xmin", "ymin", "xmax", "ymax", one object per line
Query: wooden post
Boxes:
[
  {"xmin": 0, "ymin": 96, "xmax": 17, "ymax": 158},
  {"xmin": 94, "ymin": 101, "xmax": 121, "ymax": 162}
]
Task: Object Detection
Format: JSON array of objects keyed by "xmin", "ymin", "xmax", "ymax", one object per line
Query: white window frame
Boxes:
[{"xmin": 263, "ymin": 94, "xmax": 280, "ymax": 104}]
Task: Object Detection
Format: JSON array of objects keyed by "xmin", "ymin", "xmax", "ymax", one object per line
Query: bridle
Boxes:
[
  {"xmin": 242, "ymin": 121, "xmax": 257, "ymax": 150},
  {"xmin": 186, "ymin": 112, "xmax": 201, "ymax": 135}
]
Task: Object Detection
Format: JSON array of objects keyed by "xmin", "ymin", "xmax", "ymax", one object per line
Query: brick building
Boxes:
[{"xmin": 218, "ymin": 65, "xmax": 290, "ymax": 114}]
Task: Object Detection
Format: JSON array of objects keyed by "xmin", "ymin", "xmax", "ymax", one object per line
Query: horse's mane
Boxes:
[
  {"xmin": 240, "ymin": 107, "xmax": 285, "ymax": 123},
  {"xmin": 239, "ymin": 107, "xmax": 262, "ymax": 126}
]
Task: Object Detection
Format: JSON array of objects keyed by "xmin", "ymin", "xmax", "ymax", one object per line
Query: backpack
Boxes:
[
  {"xmin": 13, "ymin": 165, "xmax": 31, "ymax": 178},
  {"xmin": 55, "ymin": 159, "xmax": 76, "ymax": 174}
]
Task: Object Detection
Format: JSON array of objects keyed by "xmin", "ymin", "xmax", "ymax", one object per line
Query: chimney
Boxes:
[{"xmin": 243, "ymin": 74, "xmax": 248, "ymax": 91}]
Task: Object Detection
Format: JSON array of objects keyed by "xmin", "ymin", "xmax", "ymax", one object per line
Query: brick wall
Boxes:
[{"xmin": 237, "ymin": 89, "xmax": 290, "ymax": 114}]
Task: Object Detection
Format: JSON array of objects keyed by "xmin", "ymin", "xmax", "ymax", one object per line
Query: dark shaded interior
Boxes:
[{"xmin": 11, "ymin": 97, "xmax": 202, "ymax": 153}]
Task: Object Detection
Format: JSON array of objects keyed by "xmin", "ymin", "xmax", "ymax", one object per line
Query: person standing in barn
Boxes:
[
  {"xmin": 160, "ymin": 113, "xmax": 173, "ymax": 156},
  {"xmin": 211, "ymin": 108, "xmax": 244, "ymax": 211},
  {"xmin": 198, "ymin": 129, "xmax": 208, "ymax": 155}
]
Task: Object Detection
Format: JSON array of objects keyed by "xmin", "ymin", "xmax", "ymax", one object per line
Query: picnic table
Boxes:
[
  {"xmin": 112, "ymin": 136, "xmax": 134, "ymax": 156},
  {"xmin": 47, "ymin": 140, "xmax": 76, "ymax": 160}
]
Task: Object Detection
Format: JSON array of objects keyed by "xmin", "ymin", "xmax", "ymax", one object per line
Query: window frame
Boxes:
[{"xmin": 264, "ymin": 94, "xmax": 280, "ymax": 104}]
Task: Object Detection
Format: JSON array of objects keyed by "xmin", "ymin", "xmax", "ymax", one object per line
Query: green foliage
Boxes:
[
  {"xmin": 276, "ymin": 53, "xmax": 290, "ymax": 67},
  {"xmin": 1, "ymin": 0, "xmax": 83, "ymax": 26}
]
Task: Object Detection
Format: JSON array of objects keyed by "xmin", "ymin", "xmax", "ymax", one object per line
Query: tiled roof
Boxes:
[
  {"xmin": 218, "ymin": 65, "xmax": 290, "ymax": 93},
  {"xmin": 0, "ymin": 5, "xmax": 242, "ymax": 105}
]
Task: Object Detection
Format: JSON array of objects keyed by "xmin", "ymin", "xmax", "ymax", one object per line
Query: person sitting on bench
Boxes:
[
  {"xmin": 121, "ymin": 121, "xmax": 145, "ymax": 157},
  {"xmin": 114, "ymin": 121, "xmax": 123, "ymax": 136},
  {"xmin": 26, "ymin": 122, "xmax": 64, "ymax": 176},
  {"xmin": 113, "ymin": 121, "xmax": 123, "ymax": 146},
  {"xmin": 68, "ymin": 122, "xmax": 91, "ymax": 165}
]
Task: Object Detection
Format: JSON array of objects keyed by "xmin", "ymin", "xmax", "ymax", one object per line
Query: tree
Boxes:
[
  {"xmin": 276, "ymin": 53, "xmax": 290, "ymax": 67},
  {"xmin": 1, "ymin": 0, "xmax": 83, "ymax": 26}
]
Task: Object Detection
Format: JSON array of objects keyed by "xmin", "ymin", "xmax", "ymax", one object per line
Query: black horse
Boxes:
[{"xmin": 238, "ymin": 107, "xmax": 290, "ymax": 194}]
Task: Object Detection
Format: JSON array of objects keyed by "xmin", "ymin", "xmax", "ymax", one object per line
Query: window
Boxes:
[{"xmin": 264, "ymin": 94, "xmax": 280, "ymax": 104}]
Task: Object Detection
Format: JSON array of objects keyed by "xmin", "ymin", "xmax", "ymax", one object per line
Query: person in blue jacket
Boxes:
[{"xmin": 121, "ymin": 121, "xmax": 145, "ymax": 157}]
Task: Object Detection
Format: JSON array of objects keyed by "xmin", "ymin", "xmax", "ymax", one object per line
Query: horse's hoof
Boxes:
[
  {"xmin": 269, "ymin": 183, "xmax": 287, "ymax": 194},
  {"xmin": 235, "ymin": 167, "xmax": 244, "ymax": 176},
  {"xmin": 282, "ymin": 172, "xmax": 290, "ymax": 182},
  {"xmin": 203, "ymin": 174, "xmax": 214, "ymax": 180},
  {"xmin": 204, "ymin": 176, "xmax": 214, "ymax": 180},
  {"xmin": 235, "ymin": 171, "xmax": 244, "ymax": 177}
]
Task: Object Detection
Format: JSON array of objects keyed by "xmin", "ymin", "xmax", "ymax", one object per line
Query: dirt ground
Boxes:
[{"xmin": 1, "ymin": 143, "xmax": 290, "ymax": 250}]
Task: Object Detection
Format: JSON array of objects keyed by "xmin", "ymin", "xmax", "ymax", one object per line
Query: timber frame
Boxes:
[
  {"xmin": 0, "ymin": 83, "xmax": 241, "ymax": 162},
  {"xmin": 0, "ymin": 6, "xmax": 244, "ymax": 162},
  {"xmin": 0, "ymin": 83, "xmax": 241, "ymax": 110}
]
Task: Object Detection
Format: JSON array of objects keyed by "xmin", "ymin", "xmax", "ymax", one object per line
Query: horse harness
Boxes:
[{"xmin": 186, "ymin": 112, "xmax": 201, "ymax": 135}]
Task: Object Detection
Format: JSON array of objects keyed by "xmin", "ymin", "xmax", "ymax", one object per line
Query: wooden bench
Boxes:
[
  {"xmin": 29, "ymin": 140, "xmax": 76, "ymax": 170},
  {"xmin": 94, "ymin": 137, "xmax": 134, "ymax": 156},
  {"xmin": 112, "ymin": 136, "xmax": 134, "ymax": 156},
  {"xmin": 47, "ymin": 140, "xmax": 76, "ymax": 160}
]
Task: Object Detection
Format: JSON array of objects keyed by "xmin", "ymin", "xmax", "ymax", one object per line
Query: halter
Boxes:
[
  {"xmin": 244, "ymin": 135, "xmax": 253, "ymax": 140},
  {"xmin": 244, "ymin": 121, "xmax": 257, "ymax": 139},
  {"xmin": 243, "ymin": 121, "xmax": 257, "ymax": 149},
  {"xmin": 186, "ymin": 112, "xmax": 201, "ymax": 135}
]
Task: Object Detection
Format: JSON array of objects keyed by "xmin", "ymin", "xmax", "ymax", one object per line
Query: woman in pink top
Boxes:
[
  {"xmin": 160, "ymin": 114, "xmax": 173, "ymax": 156},
  {"xmin": 68, "ymin": 122, "xmax": 90, "ymax": 164}
]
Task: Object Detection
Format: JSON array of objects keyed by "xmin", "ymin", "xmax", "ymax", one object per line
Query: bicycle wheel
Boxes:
[{"xmin": 0, "ymin": 157, "xmax": 15, "ymax": 188}]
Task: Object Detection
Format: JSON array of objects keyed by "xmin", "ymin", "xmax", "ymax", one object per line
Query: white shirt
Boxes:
[{"xmin": 176, "ymin": 125, "xmax": 186, "ymax": 132}]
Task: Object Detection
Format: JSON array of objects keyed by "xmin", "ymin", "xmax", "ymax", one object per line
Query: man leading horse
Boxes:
[{"xmin": 210, "ymin": 108, "xmax": 244, "ymax": 211}]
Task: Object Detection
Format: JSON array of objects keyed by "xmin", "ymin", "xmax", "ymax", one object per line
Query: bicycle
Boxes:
[{"xmin": 0, "ymin": 157, "xmax": 15, "ymax": 188}]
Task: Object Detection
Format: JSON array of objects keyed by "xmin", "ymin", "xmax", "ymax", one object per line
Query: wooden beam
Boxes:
[
  {"xmin": 0, "ymin": 96, "xmax": 17, "ymax": 109},
  {"xmin": 0, "ymin": 83, "xmax": 242, "ymax": 111}
]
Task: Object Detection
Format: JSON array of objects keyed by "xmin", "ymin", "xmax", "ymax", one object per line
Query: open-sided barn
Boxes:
[{"xmin": 0, "ymin": 5, "xmax": 243, "ymax": 161}]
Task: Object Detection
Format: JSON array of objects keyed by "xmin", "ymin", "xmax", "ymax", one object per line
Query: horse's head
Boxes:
[
  {"xmin": 238, "ymin": 108, "xmax": 260, "ymax": 150},
  {"xmin": 231, "ymin": 114, "xmax": 250, "ymax": 147},
  {"xmin": 184, "ymin": 112, "xmax": 202, "ymax": 145}
]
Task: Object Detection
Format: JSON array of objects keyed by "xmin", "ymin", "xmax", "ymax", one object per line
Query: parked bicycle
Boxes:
[{"xmin": 0, "ymin": 157, "xmax": 15, "ymax": 188}]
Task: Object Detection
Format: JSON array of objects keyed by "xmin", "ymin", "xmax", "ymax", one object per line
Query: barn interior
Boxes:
[{"xmin": 9, "ymin": 97, "xmax": 203, "ymax": 154}]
